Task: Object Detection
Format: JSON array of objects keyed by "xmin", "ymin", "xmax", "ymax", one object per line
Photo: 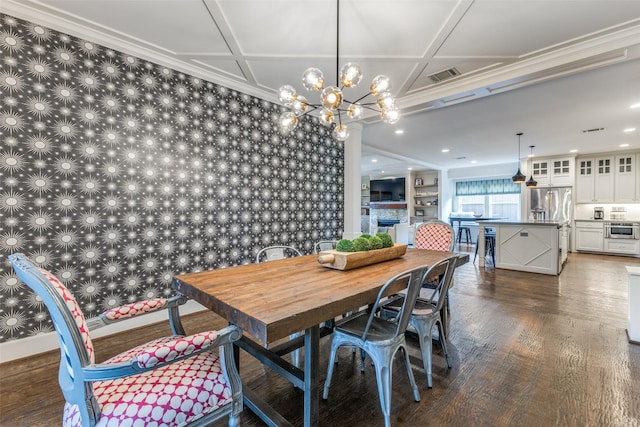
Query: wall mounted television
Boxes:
[{"xmin": 369, "ymin": 178, "xmax": 406, "ymax": 202}]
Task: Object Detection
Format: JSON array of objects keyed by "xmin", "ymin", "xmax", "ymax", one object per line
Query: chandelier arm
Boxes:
[
  {"xmin": 336, "ymin": 0, "xmax": 340, "ymax": 87},
  {"xmin": 353, "ymin": 104, "xmax": 380, "ymax": 113},
  {"xmin": 349, "ymin": 93, "xmax": 372, "ymax": 104},
  {"xmin": 294, "ymin": 105, "xmax": 320, "ymax": 119}
]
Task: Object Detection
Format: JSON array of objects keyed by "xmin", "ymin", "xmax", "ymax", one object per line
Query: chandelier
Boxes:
[{"xmin": 277, "ymin": 0, "xmax": 400, "ymax": 141}]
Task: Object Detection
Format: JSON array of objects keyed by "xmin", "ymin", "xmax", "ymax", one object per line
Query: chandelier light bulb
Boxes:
[
  {"xmin": 292, "ymin": 95, "xmax": 308, "ymax": 114},
  {"xmin": 321, "ymin": 86, "xmax": 343, "ymax": 110},
  {"xmin": 278, "ymin": 85, "xmax": 297, "ymax": 106},
  {"xmin": 301, "ymin": 67, "xmax": 325, "ymax": 91},
  {"xmin": 370, "ymin": 75, "xmax": 391, "ymax": 96},
  {"xmin": 279, "ymin": 111, "xmax": 299, "ymax": 132},
  {"xmin": 347, "ymin": 103, "xmax": 363, "ymax": 119},
  {"xmin": 376, "ymin": 92, "xmax": 395, "ymax": 110},
  {"xmin": 340, "ymin": 62, "xmax": 363, "ymax": 88},
  {"xmin": 332, "ymin": 124, "xmax": 349, "ymax": 141},
  {"xmin": 319, "ymin": 108, "xmax": 335, "ymax": 126},
  {"xmin": 381, "ymin": 107, "xmax": 400, "ymax": 124}
]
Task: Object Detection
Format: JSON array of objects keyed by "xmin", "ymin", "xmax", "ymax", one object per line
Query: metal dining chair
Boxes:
[
  {"xmin": 314, "ymin": 240, "xmax": 338, "ymax": 253},
  {"xmin": 8, "ymin": 253, "xmax": 243, "ymax": 427},
  {"xmin": 412, "ymin": 220, "xmax": 456, "ymax": 335},
  {"xmin": 255, "ymin": 245, "xmax": 303, "ymax": 366},
  {"xmin": 256, "ymin": 245, "xmax": 302, "ymax": 262},
  {"xmin": 380, "ymin": 255, "xmax": 459, "ymax": 388},
  {"xmin": 322, "ymin": 264, "xmax": 429, "ymax": 427}
]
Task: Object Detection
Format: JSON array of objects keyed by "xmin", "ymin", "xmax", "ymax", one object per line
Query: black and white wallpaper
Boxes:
[{"xmin": 0, "ymin": 14, "xmax": 344, "ymax": 343}]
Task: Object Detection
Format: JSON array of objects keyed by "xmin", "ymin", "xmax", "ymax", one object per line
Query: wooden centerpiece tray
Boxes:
[{"xmin": 317, "ymin": 243, "xmax": 407, "ymax": 271}]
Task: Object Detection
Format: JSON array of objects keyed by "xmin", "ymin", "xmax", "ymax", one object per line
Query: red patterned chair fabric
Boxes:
[
  {"xmin": 38, "ymin": 267, "xmax": 96, "ymax": 363},
  {"xmin": 63, "ymin": 334, "xmax": 233, "ymax": 427},
  {"xmin": 102, "ymin": 298, "xmax": 168, "ymax": 321},
  {"xmin": 413, "ymin": 221, "xmax": 455, "ymax": 252},
  {"xmin": 9, "ymin": 253, "xmax": 242, "ymax": 427}
]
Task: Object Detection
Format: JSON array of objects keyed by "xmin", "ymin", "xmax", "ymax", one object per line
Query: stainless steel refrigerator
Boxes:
[
  {"xmin": 530, "ymin": 186, "xmax": 573, "ymax": 255},
  {"xmin": 530, "ymin": 187, "xmax": 573, "ymax": 223}
]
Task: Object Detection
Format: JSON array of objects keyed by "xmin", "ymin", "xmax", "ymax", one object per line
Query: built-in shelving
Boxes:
[{"xmin": 412, "ymin": 173, "xmax": 439, "ymax": 220}]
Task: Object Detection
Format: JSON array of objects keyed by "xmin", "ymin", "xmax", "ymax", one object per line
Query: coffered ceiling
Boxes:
[{"xmin": 4, "ymin": 0, "xmax": 640, "ymax": 176}]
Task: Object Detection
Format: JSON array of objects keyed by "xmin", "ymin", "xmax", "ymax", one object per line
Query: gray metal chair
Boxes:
[
  {"xmin": 412, "ymin": 219, "xmax": 456, "ymax": 336},
  {"xmin": 256, "ymin": 245, "xmax": 302, "ymax": 262},
  {"xmin": 255, "ymin": 245, "xmax": 303, "ymax": 366},
  {"xmin": 322, "ymin": 265, "xmax": 429, "ymax": 427},
  {"xmin": 381, "ymin": 255, "xmax": 458, "ymax": 388},
  {"xmin": 314, "ymin": 240, "xmax": 338, "ymax": 253}
]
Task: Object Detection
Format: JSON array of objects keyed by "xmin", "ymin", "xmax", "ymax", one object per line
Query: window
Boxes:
[{"xmin": 454, "ymin": 179, "xmax": 521, "ymax": 221}]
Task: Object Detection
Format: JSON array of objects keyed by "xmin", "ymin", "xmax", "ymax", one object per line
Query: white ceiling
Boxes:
[{"xmin": 4, "ymin": 0, "xmax": 640, "ymax": 177}]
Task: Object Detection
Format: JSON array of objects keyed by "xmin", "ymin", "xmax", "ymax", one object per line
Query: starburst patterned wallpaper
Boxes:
[{"xmin": 0, "ymin": 14, "xmax": 344, "ymax": 343}]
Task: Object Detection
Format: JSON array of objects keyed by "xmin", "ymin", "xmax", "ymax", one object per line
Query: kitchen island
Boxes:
[{"xmin": 478, "ymin": 220, "xmax": 569, "ymax": 275}]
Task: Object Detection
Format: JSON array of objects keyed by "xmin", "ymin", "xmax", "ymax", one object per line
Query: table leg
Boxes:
[{"xmin": 304, "ymin": 325, "xmax": 320, "ymax": 427}]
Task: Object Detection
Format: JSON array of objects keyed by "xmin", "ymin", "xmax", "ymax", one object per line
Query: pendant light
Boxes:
[
  {"xmin": 511, "ymin": 132, "xmax": 526, "ymax": 183},
  {"xmin": 525, "ymin": 145, "xmax": 538, "ymax": 187}
]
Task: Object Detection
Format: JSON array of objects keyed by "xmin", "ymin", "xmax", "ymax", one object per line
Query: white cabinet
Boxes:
[
  {"xmin": 576, "ymin": 158, "xmax": 595, "ymax": 203},
  {"xmin": 604, "ymin": 239, "xmax": 640, "ymax": 255},
  {"xmin": 576, "ymin": 156, "xmax": 614, "ymax": 203},
  {"xmin": 531, "ymin": 157, "xmax": 573, "ymax": 187},
  {"xmin": 495, "ymin": 223, "xmax": 561, "ymax": 275},
  {"xmin": 614, "ymin": 154, "xmax": 636, "ymax": 202},
  {"xmin": 575, "ymin": 221, "xmax": 604, "ymax": 252}
]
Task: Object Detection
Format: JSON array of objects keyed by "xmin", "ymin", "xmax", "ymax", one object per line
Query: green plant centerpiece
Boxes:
[
  {"xmin": 318, "ymin": 232, "xmax": 407, "ymax": 270},
  {"xmin": 336, "ymin": 232, "xmax": 394, "ymax": 252}
]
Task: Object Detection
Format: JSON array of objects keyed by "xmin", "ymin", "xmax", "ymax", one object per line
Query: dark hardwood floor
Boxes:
[{"xmin": 2, "ymin": 251, "xmax": 640, "ymax": 426}]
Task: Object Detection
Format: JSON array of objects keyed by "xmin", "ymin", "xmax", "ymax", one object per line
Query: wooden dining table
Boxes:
[{"xmin": 173, "ymin": 248, "xmax": 468, "ymax": 427}]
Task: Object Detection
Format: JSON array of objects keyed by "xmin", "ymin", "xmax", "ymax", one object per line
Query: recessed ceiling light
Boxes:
[
  {"xmin": 570, "ymin": 149, "xmax": 578, "ymax": 153},
  {"xmin": 371, "ymin": 159, "xmax": 377, "ymax": 163},
  {"xmin": 624, "ymin": 128, "xmax": 636, "ymax": 133},
  {"xmin": 471, "ymin": 160, "xmax": 477, "ymax": 164},
  {"xmin": 441, "ymin": 148, "xmax": 449, "ymax": 153},
  {"xmin": 620, "ymin": 143, "xmax": 630, "ymax": 147},
  {"xmin": 631, "ymin": 103, "xmax": 640, "ymax": 109},
  {"xmin": 395, "ymin": 129, "xmax": 404, "ymax": 134},
  {"xmin": 407, "ymin": 167, "xmax": 413, "ymax": 170}
]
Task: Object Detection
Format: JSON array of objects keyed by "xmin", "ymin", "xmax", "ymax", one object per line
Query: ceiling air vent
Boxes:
[
  {"xmin": 429, "ymin": 67, "xmax": 461, "ymax": 83},
  {"xmin": 582, "ymin": 127, "xmax": 605, "ymax": 133}
]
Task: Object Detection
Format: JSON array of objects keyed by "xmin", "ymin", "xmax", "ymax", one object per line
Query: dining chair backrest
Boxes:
[
  {"xmin": 9, "ymin": 253, "xmax": 97, "ymax": 420},
  {"xmin": 361, "ymin": 265, "xmax": 430, "ymax": 340},
  {"xmin": 314, "ymin": 240, "xmax": 338, "ymax": 253},
  {"xmin": 413, "ymin": 220, "xmax": 455, "ymax": 251},
  {"xmin": 256, "ymin": 245, "xmax": 302, "ymax": 262},
  {"xmin": 418, "ymin": 255, "xmax": 458, "ymax": 314}
]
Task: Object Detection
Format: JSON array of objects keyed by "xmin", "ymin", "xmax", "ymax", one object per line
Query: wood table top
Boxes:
[{"xmin": 174, "ymin": 248, "xmax": 467, "ymax": 344}]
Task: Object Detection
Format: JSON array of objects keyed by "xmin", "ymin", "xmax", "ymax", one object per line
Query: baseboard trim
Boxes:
[{"xmin": 0, "ymin": 300, "xmax": 207, "ymax": 363}]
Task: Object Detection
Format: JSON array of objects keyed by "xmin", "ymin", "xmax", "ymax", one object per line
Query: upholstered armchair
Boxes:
[{"xmin": 8, "ymin": 253, "xmax": 243, "ymax": 427}]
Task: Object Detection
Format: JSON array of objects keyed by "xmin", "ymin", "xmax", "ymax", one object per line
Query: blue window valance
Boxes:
[{"xmin": 456, "ymin": 178, "xmax": 521, "ymax": 196}]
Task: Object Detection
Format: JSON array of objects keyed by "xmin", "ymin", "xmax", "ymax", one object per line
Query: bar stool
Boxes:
[
  {"xmin": 457, "ymin": 226, "xmax": 471, "ymax": 244},
  {"xmin": 474, "ymin": 228, "xmax": 496, "ymax": 265}
]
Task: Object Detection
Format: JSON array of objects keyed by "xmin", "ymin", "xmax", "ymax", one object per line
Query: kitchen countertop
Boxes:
[
  {"xmin": 575, "ymin": 218, "xmax": 640, "ymax": 223},
  {"xmin": 481, "ymin": 220, "xmax": 565, "ymax": 226}
]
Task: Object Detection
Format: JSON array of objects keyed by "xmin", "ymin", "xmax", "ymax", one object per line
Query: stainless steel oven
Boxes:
[{"xmin": 604, "ymin": 222, "xmax": 640, "ymax": 239}]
